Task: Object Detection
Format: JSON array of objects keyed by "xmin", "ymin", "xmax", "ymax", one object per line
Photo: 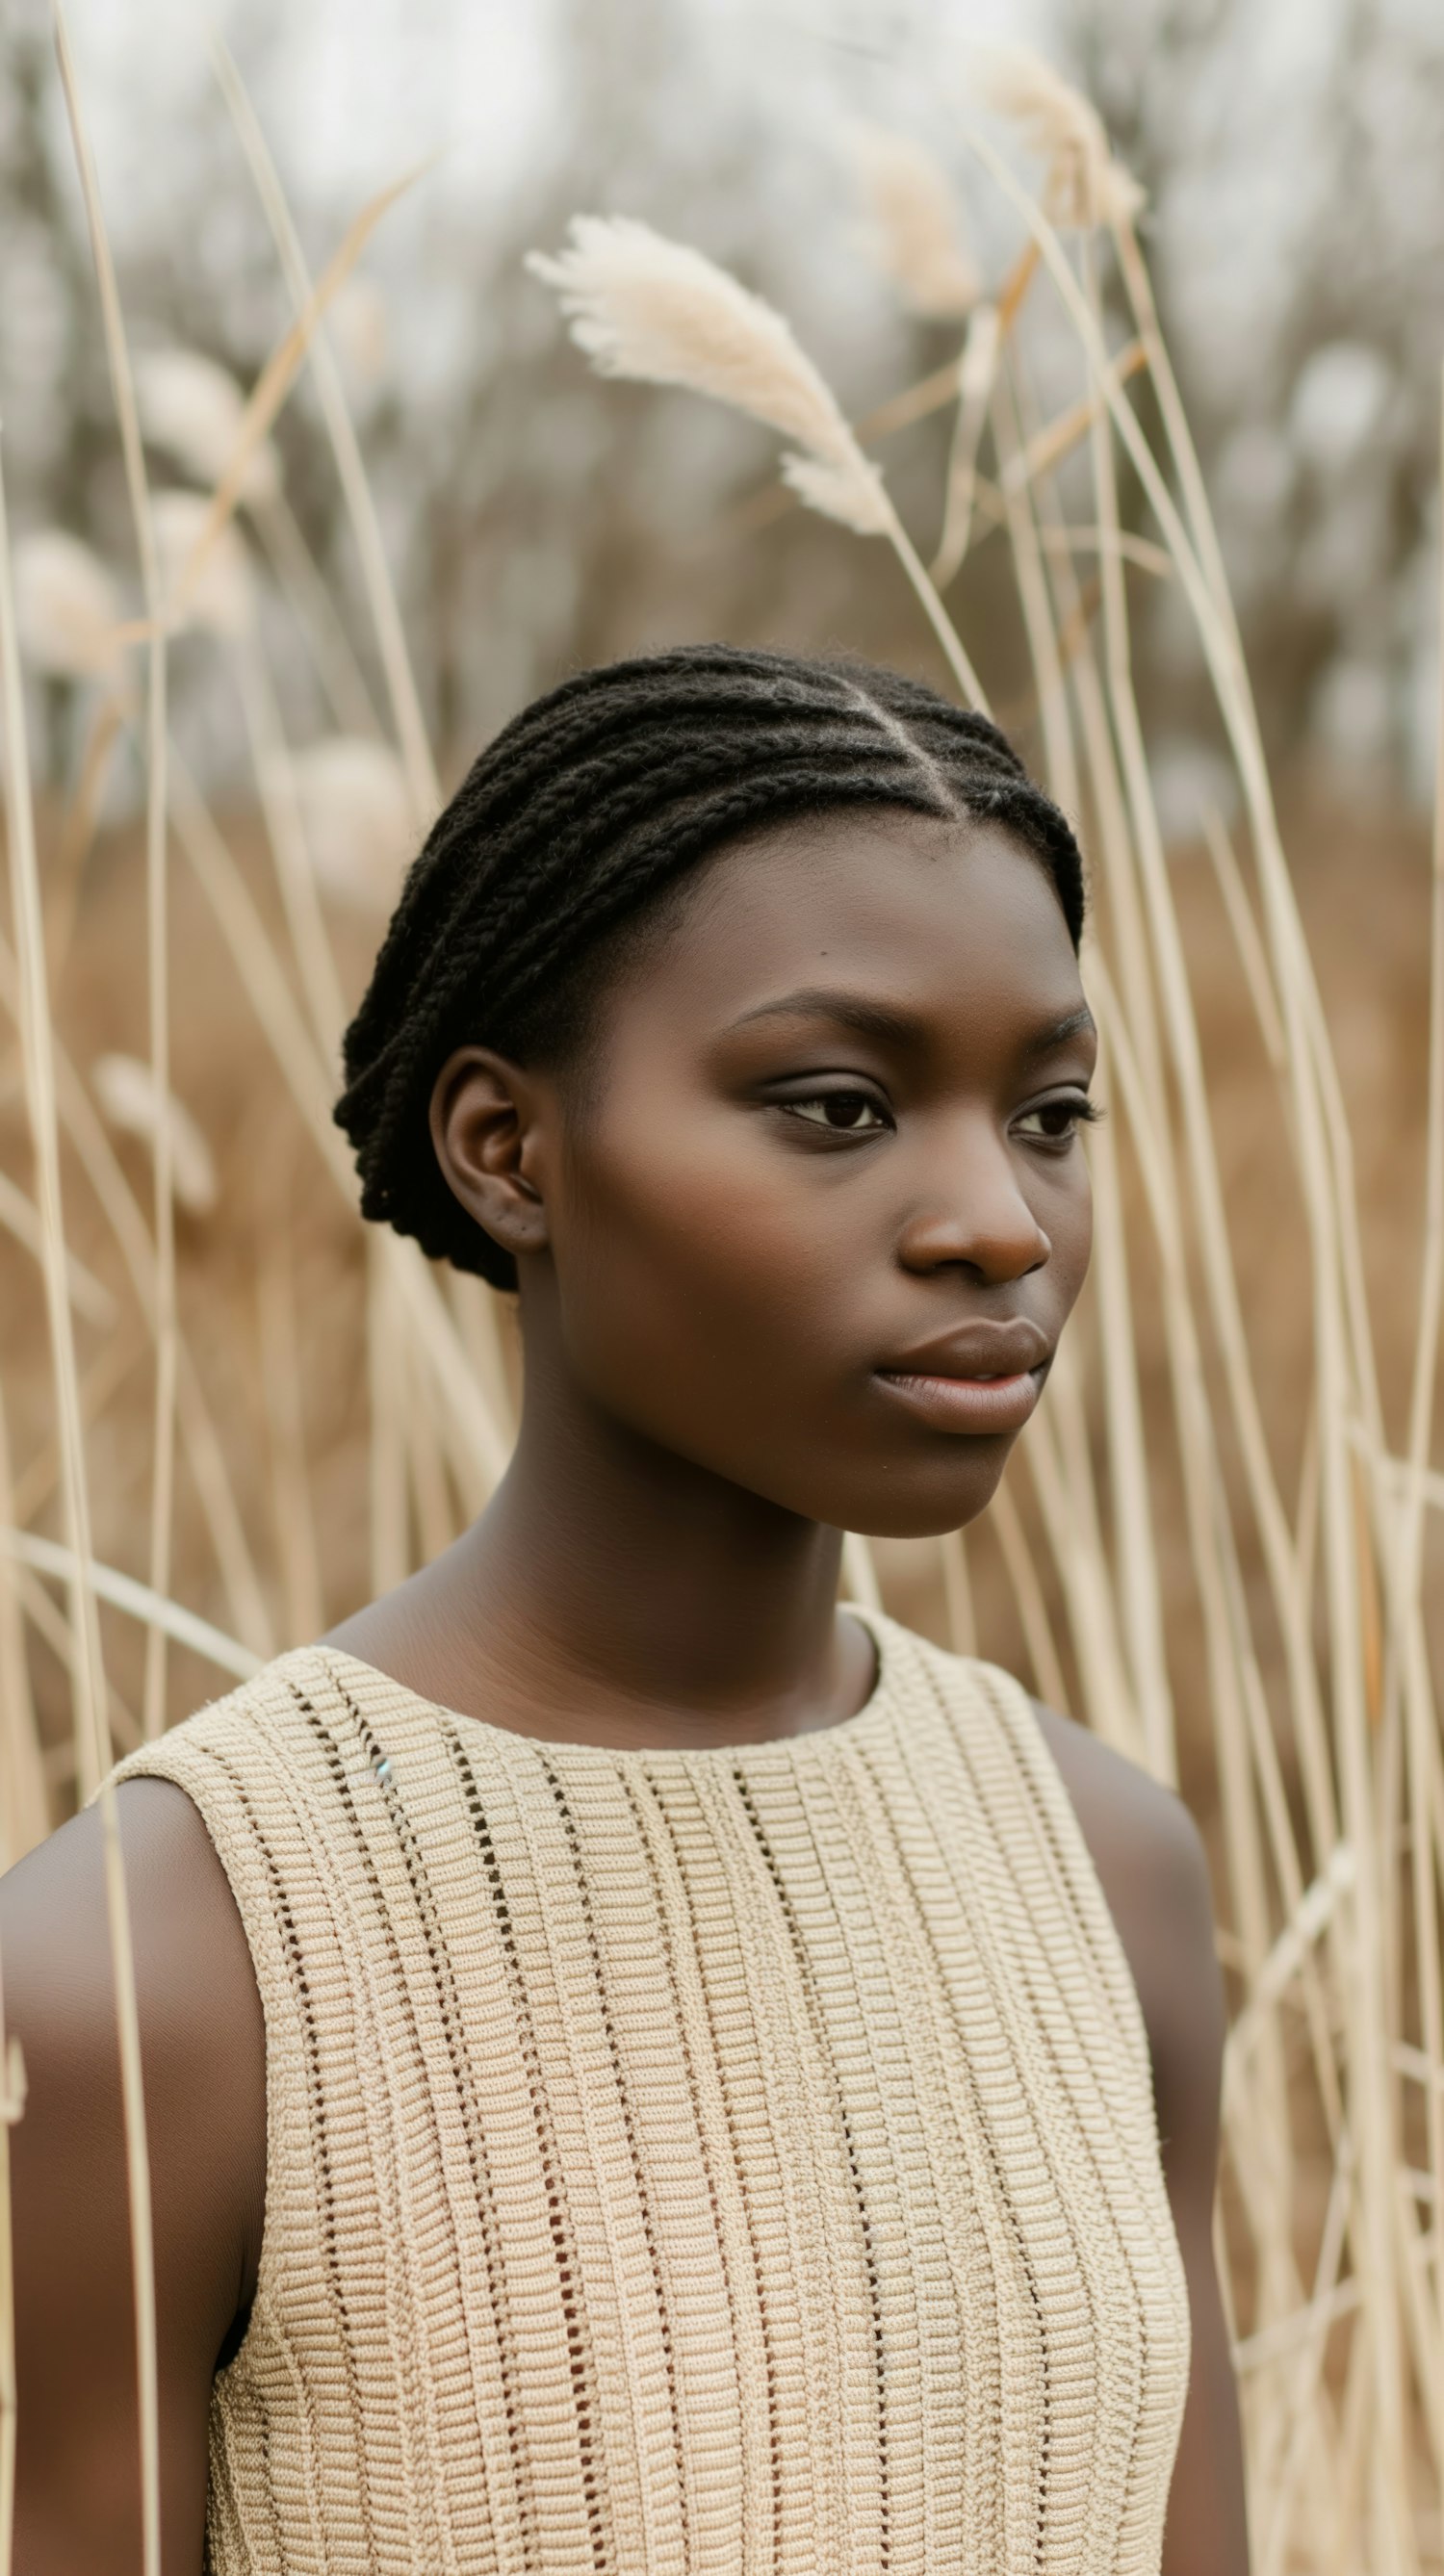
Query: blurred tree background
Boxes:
[
  {"xmin": 3, "ymin": 0, "xmax": 1441, "ymax": 821},
  {"xmin": 8, "ymin": 18, "xmax": 1444, "ymax": 2554}
]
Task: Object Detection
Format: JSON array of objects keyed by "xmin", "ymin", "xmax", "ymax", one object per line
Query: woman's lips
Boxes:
[{"xmin": 873, "ymin": 1364, "xmax": 1044, "ymax": 1435}]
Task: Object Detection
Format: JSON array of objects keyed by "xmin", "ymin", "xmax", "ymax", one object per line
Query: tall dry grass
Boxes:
[{"xmin": 0, "ymin": 31, "xmax": 1441, "ymax": 2575}]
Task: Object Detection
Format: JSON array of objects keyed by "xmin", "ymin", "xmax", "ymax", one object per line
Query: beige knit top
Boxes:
[{"xmin": 115, "ymin": 1609, "xmax": 1191, "ymax": 2574}]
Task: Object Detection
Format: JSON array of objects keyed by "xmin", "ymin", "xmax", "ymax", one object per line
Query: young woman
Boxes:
[{"xmin": 3, "ymin": 644, "xmax": 1249, "ymax": 2574}]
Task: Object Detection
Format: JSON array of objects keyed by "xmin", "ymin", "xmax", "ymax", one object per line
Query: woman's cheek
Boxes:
[
  {"xmin": 559, "ymin": 1149, "xmax": 841, "ymax": 1409},
  {"xmin": 1049, "ymin": 1165, "xmax": 1094, "ymax": 1301},
  {"xmin": 577, "ymin": 1103, "xmax": 814, "ymax": 1279}
]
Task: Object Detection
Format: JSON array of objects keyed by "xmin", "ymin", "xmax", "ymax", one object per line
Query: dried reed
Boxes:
[
  {"xmin": 529, "ymin": 213, "xmax": 991, "ymax": 710},
  {"xmin": 848, "ymin": 124, "xmax": 981, "ymax": 321},
  {"xmin": 0, "ymin": 35, "xmax": 1440, "ymax": 2576}
]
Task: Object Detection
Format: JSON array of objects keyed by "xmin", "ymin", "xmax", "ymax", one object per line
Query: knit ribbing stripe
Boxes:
[
  {"xmin": 109, "ymin": 1612, "xmax": 1192, "ymax": 2576},
  {"xmin": 445, "ymin": 1723, "xmax": 615, "ymax": 2574}
]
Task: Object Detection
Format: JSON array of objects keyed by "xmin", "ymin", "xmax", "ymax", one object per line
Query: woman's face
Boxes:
[{"xmin": 439, "ymin": 806, "xmax": 1096, "ymax": 1539}]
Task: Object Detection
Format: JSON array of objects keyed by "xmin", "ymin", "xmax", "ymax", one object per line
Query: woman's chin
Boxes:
[{"xmin": 829, "ymin": 1452, "xmax": 1016, "ymax": 1544}]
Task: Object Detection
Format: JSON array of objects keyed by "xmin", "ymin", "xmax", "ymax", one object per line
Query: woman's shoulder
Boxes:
[
  {"xmin": 1023, "ymin": 1691, "xmax": 1221, "ymax": 2095},
  {"xmin": 878, "ymin": 1609, "xmax": 1199, "ymax": 1869},
  {"xmin": 0, "ymin": 1768, "xmax": 265, "ymax": 2090},
  {"xmin": 874, "ymin": 1614, "xmax": 1218, "ymax": 2063},
  {"xmin": 109, "ymin": 1641, "xmax": 392, "ymax": 1822},
  {"xmin": 0, "ymin": 1768, "xmax": 268, "ymax": 2413},
  {"xmin": 112, "ymin": 1642, "xmax": 333, "ymax": 1767},
  {"xmin": 1022, "ymin": 1692, "xmax": 1211, "ymax": 1942}
]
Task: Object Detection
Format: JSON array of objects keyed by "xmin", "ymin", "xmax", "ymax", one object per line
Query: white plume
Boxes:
[
  {"xmin": 136, "ymin": 348, "xmax": 280, "ymax": 503},
  {"xmin": 292, "ymin": 736, "xmax": 413, "ymax": 908},
  {"xmin": 151, "ymin": 490, "xmax": 256, "ymax": 638},
  {"xmin": 13, "ymin": 531, "xmax": 122, "ymax": 680},
  {"xmin": 971, "ymin": 46, "xmax": 1145, "ymax": 231},
  {"xmin": 92, "ymin": 1054, "xmax": 218, "ymax": 1215},
  {"xmin": 528, "ymin": 215, "xmax": 891, "ymax": 537},
  {"xmin": 850, "ymin": 127, "xmax": 981, "ymax": 321}
]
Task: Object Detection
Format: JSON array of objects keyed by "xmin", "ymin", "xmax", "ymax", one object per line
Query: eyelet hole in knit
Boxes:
[
  {"xmin": 113, "ymin": 1625, "xmax": 1193, "ymax": 2574},
  {"xmin": 449, "ymin": 1728, "xmax": 611, "ymax": 2574},
  {"xmin": 733, "ymin": 1763, "xmax": 892, "ymax": 2573},
  {"xmin": 540, "ymin": 1756, "xmax": 691, "ymax": 2569}
]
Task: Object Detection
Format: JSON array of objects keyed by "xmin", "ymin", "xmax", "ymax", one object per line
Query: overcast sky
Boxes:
[
  {"xmin": 56, "ymin": 0, "xmax": 1069, "ymax": 234},
  {"xmin": 58, "ymin": 0, "xmax": 562, "ymax": 220},
  {"xmin": 33, "ymin": 0, "xmax": 1443, "ymax": 792}
]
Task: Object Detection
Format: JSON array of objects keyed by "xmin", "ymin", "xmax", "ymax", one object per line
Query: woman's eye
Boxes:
[
  {"xmin": 1016, "ymin": 1095, "xmax": 1096, "ymax": 1145},
  {"xmin": 785, "ymin": 1090, "xmax": 890, "ymax": 1134}
]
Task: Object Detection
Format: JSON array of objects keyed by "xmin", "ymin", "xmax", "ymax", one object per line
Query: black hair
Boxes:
[{"xmin": 336, "ymin": 642, "xmax": 1086, "ymax": 1287}]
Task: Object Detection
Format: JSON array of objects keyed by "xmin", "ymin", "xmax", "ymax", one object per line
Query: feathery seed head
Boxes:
[
  {"xmin": 92, "ymin": 1054, "xmax": 218, "ymax": 1215},
  {"xmin": 13, "ymin": 530, "xmax": 122, "ymax": 680},
  {"xmin": 971, "ymin": 45, "xmax": 1145, "ymax": 231},
  {"xmin": 293, "ymin": 736, "xmax": 413, "ymax": 909},
  {"xmin": 849, "ymin": 126, "xmax": 981, "ymax": 322},
  {"xmin": 136, "ymin": 348, "xmax": 280, "ymax": 503},
  {"xmin": 528, "ymin": 215, "xmax": 891, "ymax": 537},
  {"xmin": 958, "ymin": 301, "xmax": 1002, "ymax": 404},
  {"xmin": 151, "ymin": 490, "xmax": 256, "ymax": 639}
]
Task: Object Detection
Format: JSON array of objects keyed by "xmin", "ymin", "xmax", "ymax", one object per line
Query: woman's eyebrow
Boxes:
[
  {"xmin": 1020, "ymin": 1005, "xmax": 1097, "ymax": 1061},
  {"xmin": 727, "ymin": 992, "xmax": 1098, "ymax": 1059},
  {"xmin": 725, "ymin": 988, "xmax": 924, "ymax": 1046}
]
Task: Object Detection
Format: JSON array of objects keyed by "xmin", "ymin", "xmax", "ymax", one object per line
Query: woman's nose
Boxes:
[{"xmin": 894, "ymin": 1127, "xmax": 1051, "ymax": 1286}]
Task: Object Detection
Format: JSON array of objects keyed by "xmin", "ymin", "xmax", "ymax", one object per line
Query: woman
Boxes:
[{"xmin": 4, "ymin": 645, "xmax": 1249, "ymax": 2574}]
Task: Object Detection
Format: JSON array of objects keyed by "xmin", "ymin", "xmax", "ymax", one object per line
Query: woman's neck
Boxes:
[{"xmin": 324, "ymin": 1365, "xmax": 875, "ymax": 1754}]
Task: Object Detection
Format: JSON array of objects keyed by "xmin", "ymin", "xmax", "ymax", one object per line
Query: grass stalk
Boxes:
[
  {"xmin": 234, "ymin": 640, "xmax": 349, "ymax": 1053},
  {"xmin": 990, "ymin": 355, "xmax": 1078, "ymax": 809},
  {"xmin": 368, "ymin": 1239, "xmax": 409, "ymax": 1597},
  {"xmin": 211, "ymin": 39, "xmax": 440, "ymax": 828},
  {"xmin": 1079, "ymin": 240, "xmax": 1337, "ymax": 1849},
  {"xmin": 259, "ymin": 1242, "xmax": 325, "ymax": 1646},
  {"xmin": 0, "ymin": 1529, "xmax": 258, "ymax": 1683},
  {"xmin": 248, "ymin": 487, "xmax": 384, "ymax": 741},
  {"xmin": 1, "ymin": 71, "xmax": 1438, "ymax": 2560},
  {"xmin": 939, "ymin": 1529, "xmax": 977, "ymax": 1658},
  {"xmin": 0, "ymin": 1380, "xmax": 50, "ymax": 1868},
  {"xmin": 932, "ymin": 301, "xmax": 1000, "ymax": 588},
  {"xmin": 52, "ymin": 0, "xmax": 177, "ymax": 1748},
  {"xmin": 1395, "ymin": 374, "xmax": 1444, "ymax": 2496},
  {"xmin": 43, "ymin": 686, "xmax": 129, "ymax": 984},
  {"xmin": 0, "ymin": 1942, "xmax": 18, "ymax": 2576},
  {"xmin": 879, "ymin": 501, "xmax": 993, "ymax": 714},
  {"xmin": 0, "ymin": 407, "xmax": 161, "ymax": 2576},
  {"xmin": 1086, "ymin": 1043, "xmax": 1176, "ymax": 1778},
  {"xmin": 989, "ymin": 1475, "xmax": 1069, "ymax": 1713},
  {"xmin": 0, "ymin": 920, "xmax": 278, "ymax": 1659}
]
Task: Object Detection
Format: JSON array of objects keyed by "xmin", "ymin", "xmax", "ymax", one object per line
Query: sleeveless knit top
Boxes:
[{"xmin": 114, "ymin": 1610, "xmax": 1191, "ymax": 2575}]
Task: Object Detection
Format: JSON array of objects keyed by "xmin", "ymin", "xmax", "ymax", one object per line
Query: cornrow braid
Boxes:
[{"xmin": 336, "ymin": 642, "xmax": 1086, "ymax": 1286}]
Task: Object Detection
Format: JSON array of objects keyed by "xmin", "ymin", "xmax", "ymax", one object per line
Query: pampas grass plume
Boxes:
[
  {"xmin": 92, "ymin": 1054, "xmax": 218, "ymax": 1215},
  {"xmin": 136, "ymin": 348, "xmax": 280, "ymax": 503},
  {"xmin": 13, "ymin": 530, "xmax": 122, "ymax": 680},
  {"xmin": 850, "ymin": 127, "xmax": 981, "ymax": 321},
  {"xmin": 292, "ymin": 735, "xmax": 413, "ymax": 907},
  {"xmin": 971, "ymin": 45, "xmax": 1145, "ymax": 230},
  {"xmin": 151, "ymin": 490, "xmax": 256, "ymax": 639},
  {"xmin": 528, "ymin": 215, "xmax": 891, "ymax": 537}
]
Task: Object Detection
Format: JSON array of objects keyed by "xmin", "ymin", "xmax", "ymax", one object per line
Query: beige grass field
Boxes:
[
  {"xmin": 2, "ymin": 38, "xmax": 1443, "ymax": 2573},
  {"xmin": 5, "ymin": 776, "xmax": 1428, "ymax": 1793}
]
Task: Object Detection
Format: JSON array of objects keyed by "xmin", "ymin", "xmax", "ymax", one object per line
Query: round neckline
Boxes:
[{"xmin": 297, "ymin": 1604, "xmax": 898, "ymax": 1770}]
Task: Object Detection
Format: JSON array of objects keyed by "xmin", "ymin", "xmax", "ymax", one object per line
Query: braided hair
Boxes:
[{"xmin": 336, "ymin": 642, "xmax": 1086, "ymax": 1287}]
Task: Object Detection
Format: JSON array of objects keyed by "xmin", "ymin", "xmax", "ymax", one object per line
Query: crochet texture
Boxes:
[{"xmin": 115, "ymin": 1608, "xmax": 1191, "ymax": 2574}]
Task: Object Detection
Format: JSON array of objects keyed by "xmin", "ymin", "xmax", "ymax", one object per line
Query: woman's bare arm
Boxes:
[
  {"xmin": 2, "ymin": 1778, "xmax": 266, "ymax": 2576},
  {"xmin": 1034, "ymin": 1705, "xmax": 1251, "ymax": 2576}
]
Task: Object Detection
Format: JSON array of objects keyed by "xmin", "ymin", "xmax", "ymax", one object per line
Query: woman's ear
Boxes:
[{"xmin": 428, "ymin": 1045, "xmax": 554, "ymax": 1263}]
